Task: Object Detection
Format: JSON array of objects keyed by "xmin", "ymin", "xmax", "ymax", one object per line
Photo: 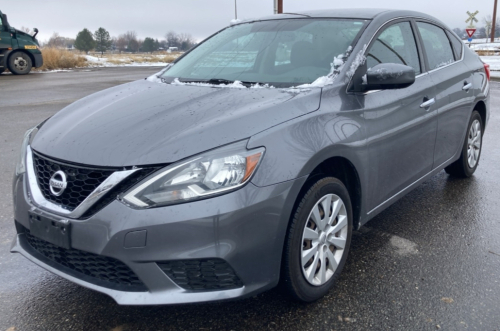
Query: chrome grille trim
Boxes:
[{"xmin": 26, "ymin": 146, "xmax": 140, "ymax": 218}]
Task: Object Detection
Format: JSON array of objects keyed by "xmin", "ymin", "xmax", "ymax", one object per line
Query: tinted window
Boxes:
[
  {"xmin": 417, "ymin": 22, "xmax": 455, "ymax": 69},
  {"xmin": 162, "ymin": 19, "xmax": 367, "ymax": 87},
  {"xmin": 446, "ymin": 31, "xmax": 463, "ymax": 60},
  {"xmin": 366, "ymin": 22, "xmax": 421, "ymax": 75}
]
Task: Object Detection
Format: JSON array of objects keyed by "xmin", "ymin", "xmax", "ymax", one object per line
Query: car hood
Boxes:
[{"xmin": 32, "ymin": 80, "xmax": 322, "ymax": 167}]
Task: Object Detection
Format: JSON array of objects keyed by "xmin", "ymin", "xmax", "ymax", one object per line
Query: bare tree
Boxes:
[
  {"xmin": 165, "ymin": 31, "xmax": 180, "ymax": 48},
  {"xmin": 47, "ymin": 32, "xmax": 67, "ymax": 48},
  {"xmin": 116, "ymin": 35, "xmax": 128, "ymax": 53},
  {"xmin": 123, "ymin": 31, "xmax": 138, "ymax": 43},
  {"xmin": 165, "ymin": 31, "xmax": 196, "ymax": 51},
  {"xmin": 20, "ymin": 26, "xmax": 33, "ymax": 34},
  {"xmin": 484, "ymin": 15, "xmax": 493, "ymax": 40}
]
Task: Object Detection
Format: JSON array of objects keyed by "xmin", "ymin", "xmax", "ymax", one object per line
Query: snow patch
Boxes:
[
  {"xmin": 480, "ymin": 56, "xmax": 500, "ymax": 71},
  {"xmin": 230, "ymin": 19, "xmax": 242, "ymax": 25},
  {"xmin": 346, "ymin": 44, "xmax": 368, "ymax": 80},
  {"xmin": 170, "ymin": 78, "xmax": 247, "ymax": 89},
  {"xmin": 146, "ymin": 65, "xmax": 173, "ymax": 83},
  {"xmin": 289, "ymin": 45, "xmax": 362, "ymax": 89}
]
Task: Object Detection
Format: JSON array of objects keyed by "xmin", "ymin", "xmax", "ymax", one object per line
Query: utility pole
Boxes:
[
  {"xmin": 492, "ymin": 0, "xmax": 498, "ymax": 42},
  {"xmin": 235, "ymin": 0, "xmax": 238, "ymax": 19},
  {"xmin": 274, "ymin": 0, "xmax": 283, "ymax": 14}
]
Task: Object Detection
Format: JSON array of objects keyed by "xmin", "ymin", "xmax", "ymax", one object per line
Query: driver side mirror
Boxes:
[{"xmin": 363, "ymin": 63, "xmax": 415, "ymax": 91}]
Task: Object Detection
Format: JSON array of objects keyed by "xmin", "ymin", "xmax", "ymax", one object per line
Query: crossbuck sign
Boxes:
[{"xmin": 466, "ymin": 10, "xmax": 479, "ymax": 28}]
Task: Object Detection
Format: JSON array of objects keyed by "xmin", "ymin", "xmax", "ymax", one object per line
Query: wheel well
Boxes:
[
  {"xmin": 307, "ymin": 157, "xmax": 362, "ymax": 229},
  {"xmin": 474, "ymin": 101, "xmax": 486, "ymax": 128},
  {"xmin": 7, "ymin": 50, "xmax": 35, "ymax": 66}
]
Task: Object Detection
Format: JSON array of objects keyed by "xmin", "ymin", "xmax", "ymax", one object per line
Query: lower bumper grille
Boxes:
[
  {"xmin": 23, "ymin": 228, "xmax": 147, "ymax": 292},
  {"xmin": 158, "ymin": 259, "xmax": 243, "ymax": 291}
]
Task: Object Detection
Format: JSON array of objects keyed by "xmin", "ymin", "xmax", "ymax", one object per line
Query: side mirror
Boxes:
[{"xmin": 364, "ymin": 63, "xmax": 415, "ymax": 91}]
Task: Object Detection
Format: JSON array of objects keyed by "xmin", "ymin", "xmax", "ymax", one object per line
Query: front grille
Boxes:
[
  {"xmin": 32, "ymin": 152, "xmax": 115, "ymax": 211},
  {"xmin": 24, "ymin": 229, "xmax": 147, "ymax": 292},
  {"xmin": 158, "ymin": 259, "xmax": 243, "ymax": 291}
]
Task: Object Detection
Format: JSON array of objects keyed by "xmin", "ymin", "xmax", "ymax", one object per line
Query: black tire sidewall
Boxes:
[
  {"xmin": 460, "ymin": 111, "xmax": 483, "ymax": 177},
  {"xmin": 285, "ymin": 177, "xmax": 353, "ymax": 302},
  {"xmin": 8, "ymin": 51, "xmax": 33, "ymax": 75}
]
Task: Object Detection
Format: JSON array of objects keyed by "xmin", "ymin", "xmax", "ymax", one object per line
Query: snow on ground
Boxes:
[
  {"xmin": 480, "ymin": 56, "xmax": 500, "ymax": 71},
  {"xmin": 84, "ymin": 55, "xmax": 169, "ymax": 67},
  {"xmin": 491, "ymin": 71, "xmax": 500, "ymax": 78}
]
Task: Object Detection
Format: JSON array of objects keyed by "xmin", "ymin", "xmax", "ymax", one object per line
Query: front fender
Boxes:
[{"xmin": 247, "ymin": 107, "xmax": 368, "ymax": 188}]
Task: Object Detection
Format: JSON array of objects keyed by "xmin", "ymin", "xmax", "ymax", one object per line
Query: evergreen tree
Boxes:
[
  {"xmin": 94, "ymin": 27, "xmax": 112, "ymax": 55},
  {"xmin": 74, "ymin": 28, "xmax": 95, "ymax": 54},
  {"xmin": 142, "ymin": 37, "xmax": 157, "ymax": 53}
]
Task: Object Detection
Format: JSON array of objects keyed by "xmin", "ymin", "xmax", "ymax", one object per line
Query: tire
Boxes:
[
  {"xmin": 445, "ymin": 111, "xmax": 483, "ymax": 178},
  {"xmin": 8, "ymin": 51, "xmax": 33, "ymax": 75},
  {"xmin": 282, "ymin": 177, "xmax": 353, "ymax": 302}
]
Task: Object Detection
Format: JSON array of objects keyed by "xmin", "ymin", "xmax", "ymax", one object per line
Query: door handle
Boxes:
[
  {"xmin": 420, "ymin": 98, "xmax": 435, "ymax": 109},
  {"xmin": 463, "ymin": 82, "xmax": 473, "ymax": 91}
]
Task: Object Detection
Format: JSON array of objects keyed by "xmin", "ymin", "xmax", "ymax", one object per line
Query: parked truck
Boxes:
[{"xmin": 0, "ymin": 10, "xmax": 43, "ymax": 75}]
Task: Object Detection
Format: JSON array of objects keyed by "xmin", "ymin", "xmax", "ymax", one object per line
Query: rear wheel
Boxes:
[
  {"xmin": 8, "ymin": 51, "xmax": 33, "ymax": 75},
  {"xmin": 282, "ymin": 177, "xmax": 353, "ymax": 302},
  {"xmin": 445, "ymin": 111, "xmax": 483, "ymax": 178}
]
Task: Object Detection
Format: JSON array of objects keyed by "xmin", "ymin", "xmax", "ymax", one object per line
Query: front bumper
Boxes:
[
  {"xmin": 11, "ymin": 173, "xmax": 306, "ymax": 305},
  {"xmin": 33, "ymin": 52, "xmax": 43, "ymax": 68}
]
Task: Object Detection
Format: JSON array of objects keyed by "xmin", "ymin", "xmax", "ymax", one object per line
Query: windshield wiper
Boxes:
[
  {"xmin": 179, "ymin": 78, "xmax": 264, "ymax": 87},
  {"xmin": 179, "ymin": 78, "xmax": 235, "ymax": 85}
]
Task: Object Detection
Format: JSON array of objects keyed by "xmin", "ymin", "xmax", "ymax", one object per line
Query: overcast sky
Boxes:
[{"xmin": 1, "ymin": 0, "xmax": 495, "ymax": 42}]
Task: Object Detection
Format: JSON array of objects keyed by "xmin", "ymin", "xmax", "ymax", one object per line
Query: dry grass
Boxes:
[
  {"xmin": 476, "ymin": 50, "xmax": 500, "ymax": 56},
  {"xmin": 102, "ymin": 52, "xmax": 181, "ymax": 65},
  {"xmin": 35, "ymin": 48, "xmax": 87, "ymax": 71}
]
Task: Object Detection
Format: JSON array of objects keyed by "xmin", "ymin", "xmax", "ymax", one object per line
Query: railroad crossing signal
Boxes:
[{"xmin": 466, "ymin": 10, "xmax": 479, "ymax": 28}]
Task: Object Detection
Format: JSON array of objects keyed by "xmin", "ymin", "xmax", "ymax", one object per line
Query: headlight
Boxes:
[
  {"xmin": 15, "ymin": 127, "xmax": 38, "ymax": 176},
  {"xmin": 122, "ymin": 141, "xmax": 265, "ymax": 208}
]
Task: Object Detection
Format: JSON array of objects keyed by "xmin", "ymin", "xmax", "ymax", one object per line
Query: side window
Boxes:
[
  {"xmin": 417, "ymin": 22, "xmax": 455, "ymax": 69},
  {"xmin": 366, "ymin": 22, "xmax": 421, "ymax": 75},
  {"xmin": 446, "ymin": 31, "xmax": 463, "ymax": 60}
]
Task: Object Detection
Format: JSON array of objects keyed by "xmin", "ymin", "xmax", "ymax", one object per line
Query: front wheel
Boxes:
[
  {"xmin": 445, "ymin": 111, "xmax": 483, "ymax": 178},
  {"xmin": 8, "ymin": 51, "xmax": 33, "ymax": 75},
  {"xmin": 282, "ymin": 177, "xmax": 353, "ymax": 302}
]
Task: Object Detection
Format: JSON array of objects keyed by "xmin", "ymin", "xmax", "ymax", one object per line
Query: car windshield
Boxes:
[{"xmin": 161, "ymin": 18, "xmax": 368, "ymax": 88}]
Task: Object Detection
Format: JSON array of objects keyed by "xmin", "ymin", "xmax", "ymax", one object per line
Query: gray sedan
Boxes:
[{"xmin": 11, "ymin": 8, "xmax": 490, "ymax": 304}]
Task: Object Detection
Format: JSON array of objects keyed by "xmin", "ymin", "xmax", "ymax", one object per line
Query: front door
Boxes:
[
  {"xmin": 362, "ymin": 21, "xmax": 438, "ymax": 212},
  {"xmin": 0, "ymin": 14, "xmax": 12, "ymax": 49}
]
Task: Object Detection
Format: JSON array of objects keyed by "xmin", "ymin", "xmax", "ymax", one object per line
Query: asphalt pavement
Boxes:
[{"xmin": 0, "ymin": 68, "xmax": 499, "ymax": 331}]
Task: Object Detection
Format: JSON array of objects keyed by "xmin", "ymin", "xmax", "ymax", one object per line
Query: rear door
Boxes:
[
  {"xmin": 416, "ymin": 21, "xmax": 475, "ymax": 167},
  {"xmin": 363, "ymin": 20, "xmax": 438, "ymax": 212}
]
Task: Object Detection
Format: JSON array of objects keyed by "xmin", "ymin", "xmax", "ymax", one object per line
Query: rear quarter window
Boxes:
[{"xmin": 446, "ymin": 31, "xmax": 464, "ymax": 60}]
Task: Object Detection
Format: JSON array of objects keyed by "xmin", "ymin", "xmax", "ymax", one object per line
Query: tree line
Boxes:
[{"xmin": 43, "ymin": 27, "xmax": 197, "ymax": 54}]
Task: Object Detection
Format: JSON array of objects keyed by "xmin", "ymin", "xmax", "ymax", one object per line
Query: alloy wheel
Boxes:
[
  {"xmin": 467, "ymin": 119, "xmax": 481, "ymax": 168},
  {"xmin": 301, "ymin": 193, "xmax": 348, "ymax": 286}
]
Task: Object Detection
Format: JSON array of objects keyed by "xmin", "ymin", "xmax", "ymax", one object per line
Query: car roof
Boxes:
[{"xmin": 245, "ymin": 9, "xmax": 446, "ymax": 27}]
